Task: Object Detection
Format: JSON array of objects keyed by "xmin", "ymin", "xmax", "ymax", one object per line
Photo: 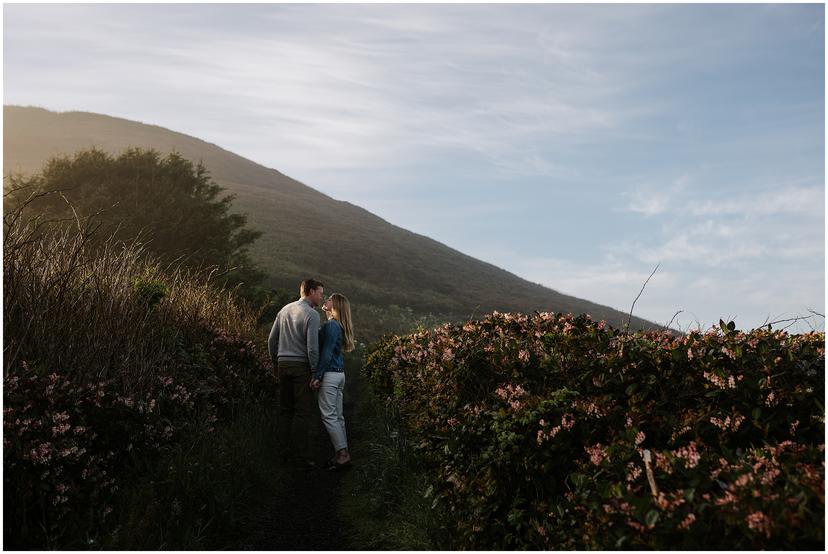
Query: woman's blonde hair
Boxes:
[{"xmin": 329, "ymin": 293, "xmax": 355, "ymax": 352}]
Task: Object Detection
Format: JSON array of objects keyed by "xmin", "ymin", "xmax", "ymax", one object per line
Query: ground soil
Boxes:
[{"xmin": 233, "ymin": 386, "xmax": 360, "ymax": 551}]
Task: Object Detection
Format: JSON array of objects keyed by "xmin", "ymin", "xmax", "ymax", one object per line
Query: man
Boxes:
[{"xmin": 268, "ymin": 278, "xmax": 323, "ymax": 469}]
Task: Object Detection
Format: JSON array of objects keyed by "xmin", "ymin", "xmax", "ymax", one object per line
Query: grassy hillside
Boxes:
[{"xmin": 4, "ymin": 105, "xmax": 659, "ymax": 334}]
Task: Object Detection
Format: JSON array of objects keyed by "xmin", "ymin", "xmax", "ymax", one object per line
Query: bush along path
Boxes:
[{"xmin": 365, "ymin": 312, "xmax": 825, "ymax": 549}]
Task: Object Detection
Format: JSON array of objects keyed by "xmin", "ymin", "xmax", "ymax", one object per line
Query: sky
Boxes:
[{"xmin": 3, "ymin": 3, "xmax": 825, "ymax": 332}]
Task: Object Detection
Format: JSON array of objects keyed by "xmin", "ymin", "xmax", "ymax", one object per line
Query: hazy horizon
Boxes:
[{"xmin": 4, "ymin": 3, "xmax": 824, "ymax": 332}]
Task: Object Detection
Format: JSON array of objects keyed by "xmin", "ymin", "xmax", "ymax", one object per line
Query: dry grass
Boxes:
[{"xmin": 3, "ymin": 188, "xmax": 258, "ymax": 395}]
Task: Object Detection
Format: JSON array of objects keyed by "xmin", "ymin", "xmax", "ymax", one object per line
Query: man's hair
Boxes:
[{"xmin": 299, "ymin": 278, "xmax": 324, "ymax": 297}]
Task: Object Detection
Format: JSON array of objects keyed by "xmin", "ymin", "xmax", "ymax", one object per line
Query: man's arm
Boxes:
[
  {"xmin": 267, "ymin": 312, "xmax": 281, "ymax": 361},
  {"xmin": 306, "ymin": 310, "xmax": 321, "ymax": 371}
]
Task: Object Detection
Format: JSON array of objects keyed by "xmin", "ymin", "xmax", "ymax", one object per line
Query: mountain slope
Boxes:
[{"xmin": 4, "ymin": 105, "xmax": 658, "ymax": 331}]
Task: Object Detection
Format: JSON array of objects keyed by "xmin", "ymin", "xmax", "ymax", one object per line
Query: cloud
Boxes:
[
  {"xmin": 689, "ymin": 184, "xmax": 824, "ymax": 218},
  {"xmin": 5, "ymin": 3, "xmax": 659, "ymax": 180},
  {"xmin": 623, "ymin": 175, "xmax": 690, "ymax": 216}
]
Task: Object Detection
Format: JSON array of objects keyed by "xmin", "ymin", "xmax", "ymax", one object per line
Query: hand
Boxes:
[{"xmin": 310, "ymin": 378, "xmax": 322, "ymax": 390}]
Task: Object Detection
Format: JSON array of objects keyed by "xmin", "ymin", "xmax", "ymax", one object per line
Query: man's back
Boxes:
[{"xmin": 268, "ymin": 298, "xmax": 321, "ymax": 370}]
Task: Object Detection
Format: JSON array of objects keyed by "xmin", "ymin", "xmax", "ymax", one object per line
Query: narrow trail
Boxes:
[{"xmin": 233, "ymin": 380, "xmax": 361, "ymax": 551}]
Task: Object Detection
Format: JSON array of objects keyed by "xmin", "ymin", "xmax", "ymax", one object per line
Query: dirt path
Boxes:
[
  {"xmin": 236, "ymin": 467, "xmax": 347, "ymax": 550},
  {"xmin": 233, "ymin": 382, "xmax": 360, "ymax": 550}
]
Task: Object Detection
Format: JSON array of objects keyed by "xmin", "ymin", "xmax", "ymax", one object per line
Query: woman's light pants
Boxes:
[{"xmin": 318, "ymin": 371, "xmax": 348, "ymax": 452}]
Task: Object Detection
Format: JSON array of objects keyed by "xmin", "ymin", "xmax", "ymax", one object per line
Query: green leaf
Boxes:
[
  {"xmin": 645, "ymin": 510, "xmax": 660, "ymax": 527},
  {"xmin": 570, "ymin": 473, "xmax": 587, "ymax": 488}
]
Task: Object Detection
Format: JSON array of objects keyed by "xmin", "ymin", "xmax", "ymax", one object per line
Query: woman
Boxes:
[{"xmin": 312, "ymin": 292, "xmax": 355, "ymax": 471}]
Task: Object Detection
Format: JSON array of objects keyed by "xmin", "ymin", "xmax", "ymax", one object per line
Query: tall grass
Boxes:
[
  {"xmin": 4, "ymin": 190, "xmax": 259, "ymax": 393},
  {"xmin": 3, "ymin": 191, "xmax": 277, "ymax": 548}
]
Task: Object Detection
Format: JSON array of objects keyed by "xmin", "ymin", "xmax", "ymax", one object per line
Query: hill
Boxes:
[{"xmin": 3, "ymin": 105, "xmax": 659, "ymax": 334}]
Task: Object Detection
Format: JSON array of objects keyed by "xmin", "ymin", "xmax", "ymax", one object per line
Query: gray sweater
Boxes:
[{"xmin": 267, "ymin": 298, "xmax": 321, "ymax": 370}]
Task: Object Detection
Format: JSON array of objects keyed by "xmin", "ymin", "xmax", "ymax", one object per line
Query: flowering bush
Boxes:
[
  {"xmin": 4, "ymin": 322, "xmax": 274, "ymax": 547},
  {"xmin": 364, "ymin": 312, "xmax": 825, "ymax": 549}
]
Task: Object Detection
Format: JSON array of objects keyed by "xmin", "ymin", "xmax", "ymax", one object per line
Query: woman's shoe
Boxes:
[{"xmin": 326, "ymin": 459, "xmax": 352, "ymax": 471}]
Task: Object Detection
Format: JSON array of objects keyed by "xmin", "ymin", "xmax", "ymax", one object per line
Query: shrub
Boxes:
[{"xmin": 364, "ymin": 312, "xmax": 825, "ymax": 549}]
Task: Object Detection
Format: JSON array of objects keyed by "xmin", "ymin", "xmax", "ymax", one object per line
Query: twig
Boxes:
[
  {"xmin": 661, "ymin": 310, "xmax": 683, "ymax": 333},
  {"xmin": 767, "ymin": 315, "xmax": 816, "ymax": 326},
  {"xmin": 468, "ymin": 304, "xmax": 481, "ymax": 323},
  {"xmin": 58, "ymin": 192, "xmax": 83, "ymax": 234},
  {"xmin": 626, "ymin": 263, "xmax": 660, "ymax": 331}
]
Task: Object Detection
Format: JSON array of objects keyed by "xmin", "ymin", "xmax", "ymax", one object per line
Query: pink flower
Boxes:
[
  {"xmin": 585, "ymin": 443, "xmax": 608, "ymax": 466},
  {"xmin": 703, "ymin": 371, "xmax": 734, "ymax": 389},
  {"xmin": 626, "ymin": 462, "xmax": 642, "ymax": 482},
  {"xmin": 672, "ymin": 441, "xmax": 701, "ymax": 469},
  {"xmin": 715, "ymin": 491, "xmax": 737, "ymax": 506},
  {"xmin": 677, "ymin": 513, "xmax": 696, "ymax": 531},
  {"xmin": 627, "ymin": 520, "xmax": 646, "ymax": 533},
  {"xmin": 746, "ymin": 511, "xmax": 772, "ymax": 538}
]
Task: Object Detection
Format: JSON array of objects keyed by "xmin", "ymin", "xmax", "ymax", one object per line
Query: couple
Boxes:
[{"xmin": 267, "ymin": 278, "xmax": 355, "ymax": 471}]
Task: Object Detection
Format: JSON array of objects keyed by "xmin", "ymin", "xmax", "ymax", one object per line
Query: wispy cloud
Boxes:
[
  {"xmin": 689, "ymin": 184, "xmax": 824, "ymax": 218},
  {"xmin": 623, "ymin": 175, "xmax": 691, "ymax": 216},
  {"xmin": 4, "ymin": 3, "xmax": 823, "ymax": 331}
]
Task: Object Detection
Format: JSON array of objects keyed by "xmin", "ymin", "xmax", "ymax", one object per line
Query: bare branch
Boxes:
[
  {"xmin": 626, "ymin": 263, "xmax": 660, "ymax": 332},
  {"xmin": 662, "ymin": 309, "xmax": 683, "ymax": 333},
  {"xmin": 58, "ymin": 192, "xmax": 84, "ymax": 234},
  {"xmin": 767, "ymin": 315, "xmax": 815, "ymax": 326}
]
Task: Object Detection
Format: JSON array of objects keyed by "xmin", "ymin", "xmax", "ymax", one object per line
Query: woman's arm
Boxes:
[{"xmin": 314, "ymin": 321, "xmax": 341, "ymax": 381}]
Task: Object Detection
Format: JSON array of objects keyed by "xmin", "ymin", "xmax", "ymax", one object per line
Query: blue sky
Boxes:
[{"xmin": 4, "ymin": 3, "xmax": 825, "ymax": 332}]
